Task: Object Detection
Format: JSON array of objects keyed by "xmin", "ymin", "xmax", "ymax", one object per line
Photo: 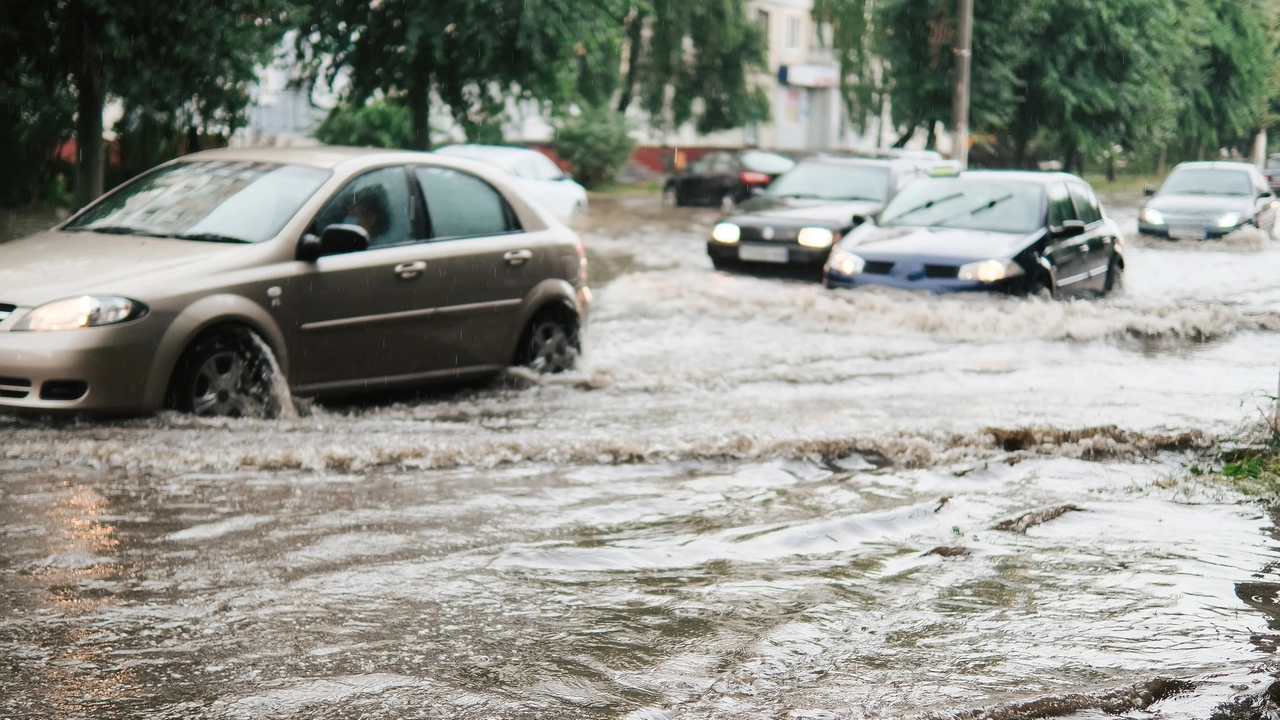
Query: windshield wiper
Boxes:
[
  {"xmin": 175, "ymin": 232, "xmax": 253, "ymax": 244},
  {"xmin": 882, "ymin": 192, "xmax": 964, "ymax": 223},
  {"xmin": 69, "ymin": 225, "xmax": 171, "ymax": 238},
  {"xmin": 926, "ymin": 194, "xmax": 1016, "ymax": 228}
]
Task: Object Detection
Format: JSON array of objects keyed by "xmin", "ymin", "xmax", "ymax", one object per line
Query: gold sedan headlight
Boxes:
[{"xmin": 12, "ymin": 296, "xmax": 148, "ymax": 331}]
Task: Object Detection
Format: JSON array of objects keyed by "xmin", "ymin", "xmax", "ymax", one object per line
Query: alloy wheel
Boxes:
[
  {"xmin": 526, "ymin": 321, "xmax": 575, "ymax": 374},
  {"xmin": 191, "ymin": 349, "xmax": 267, "ymax": 417}
]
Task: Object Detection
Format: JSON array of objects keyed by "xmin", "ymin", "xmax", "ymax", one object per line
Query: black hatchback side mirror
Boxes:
[
  {"xmin": 1051, "ymin": 219, "xmax": 1087, "ymax": 238},
  {"xmin": 298, "ymin": 224, "xmax": 370, "ymax": 262}
]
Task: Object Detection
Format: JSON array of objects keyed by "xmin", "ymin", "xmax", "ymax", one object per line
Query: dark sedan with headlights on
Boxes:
[
  {"xmin": 824, "ymin": 171, "xmax": 1124, "ymax": 297},
  {"xmin": 706, "ymin": 155, "xmax": 958, "ymax": 275},
  {"xmin": 1138, "ymin": 161, "xmax": 1277, "ymax": 240}
]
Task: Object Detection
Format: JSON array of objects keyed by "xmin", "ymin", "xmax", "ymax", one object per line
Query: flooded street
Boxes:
[{"xmin": 5, "ymin": 193, "xmax": 1280, "ymax": 718}]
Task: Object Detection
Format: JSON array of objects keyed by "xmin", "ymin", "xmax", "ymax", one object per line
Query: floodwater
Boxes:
[{"xmin": 4, "ymin": 192, "xmax": 1280, "ymax": 718}]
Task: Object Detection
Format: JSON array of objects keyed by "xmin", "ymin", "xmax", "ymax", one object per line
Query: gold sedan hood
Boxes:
[{"xmin": 0, "ymin": 230, "xmax": 246, "ymax": 306}]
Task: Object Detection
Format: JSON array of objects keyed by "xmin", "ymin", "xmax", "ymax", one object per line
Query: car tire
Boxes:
[
  {"xmin": 1103, "ymin": 253, "xmax": 1124, "ymax": 294},
  {"xmin": 1028, "ymin": 273, "xmax": 1055, "ymax": 300},
  {"xmin": 518, "ymin": 310, "xmax": 579, "ymax": 374},
  {"xmin": 168, "ymin": 327, "xmax": 286, "ymax": 418},
  {"xmin": 662, "ymin": 186, "xmax": 682, "ymax": 208}
]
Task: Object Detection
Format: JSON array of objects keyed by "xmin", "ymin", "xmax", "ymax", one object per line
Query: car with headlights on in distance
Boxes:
[
  {"xmin": 1138, "ymin": 161, "xmax": 1277, "ymax": 240},
  {"xmin": 0, "ymin": 146, "xmax": 590, "ymax": 417},
  {"xmin": 824, "ymin": 171, "xmax": 1124, "ymax": 297},
  {"xmin": 706, "ymin": 155, "xmax": 958, "ymax": 276}
]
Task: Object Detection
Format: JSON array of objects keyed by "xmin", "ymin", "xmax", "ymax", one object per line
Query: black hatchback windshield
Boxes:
[
  {"xmin": 1159, "ymin": 168, "xmax": 1252, "ymax": 196},
  {"xmin": 879, "ymin": 178, "xmax": 1045, "ymax": 234},
  {"xmin": 766, "ymin": 163, "xmax": 890, "ymax": 202},
  {"xmin": 67, "ymin": 161, "xmax": 332, "ymax": 242}
]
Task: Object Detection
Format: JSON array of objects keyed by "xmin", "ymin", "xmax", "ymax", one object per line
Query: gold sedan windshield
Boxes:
[{"xmin": 67, "ymin": 161, "xmax": 331, "ymax": 243}]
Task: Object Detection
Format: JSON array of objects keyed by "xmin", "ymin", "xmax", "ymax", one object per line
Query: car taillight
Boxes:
[{"xmin": 740, "ymin": 171, "xmax": 772, "ymax": 185}]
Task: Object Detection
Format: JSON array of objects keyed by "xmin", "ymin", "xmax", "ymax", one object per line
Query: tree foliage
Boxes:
[
  {"xmin": 314, "ymin": 99, "xmax": 417, "ymax": 149},
  {"xmin": 552, "ymin": 106, "xmax": 636, "ymax": 188},
  {"xmin": 821, "ymin": 0, "xmax": 1280, "ymax": 166},
  {"xmin": 1, "ymin": 0, "xmax": 289, "ymax": 207}
]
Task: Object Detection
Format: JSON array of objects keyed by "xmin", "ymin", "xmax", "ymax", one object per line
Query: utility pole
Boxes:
[{"xmin": 951, "ymin": 0, "xmax": 974, "ymax": 169}]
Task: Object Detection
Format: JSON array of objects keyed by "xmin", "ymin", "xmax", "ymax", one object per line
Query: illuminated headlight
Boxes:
[
  {"xmin": 712, "ymin": 222, "xmax": 741, "ymax": 244},
  {"xmin": 957, "ymin": 259, "xmax": 1024, "ymax": 283},
  {"xmin": 1139, "ymin": 208, "xmax": 1165, "ymax": 225},
  {"xmin": 828, "ymin": 250, "xmax": 866, "ymax": 276},
  {"xmin": 797, "ymin": 227, "xmax": 835, "ymax": 248},
  {"xmin": 12, "ymin": 296, "xmax": 147, "ymax": 331},
  {"xmin": 1216, "ymin": 212, "xmax": 1241, "ymax": 228}
]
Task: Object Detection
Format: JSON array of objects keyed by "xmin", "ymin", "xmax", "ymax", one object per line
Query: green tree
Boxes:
[
  {"xmin": 552, "ymin": 106, "xmax": 636, "ymax": 188},
  {"xmin": 295, "ymin": 0, "xmax": 618, "ymax": 150},
  {"xmin": 614, "ymin": 0, "xmax": 769, "ymax": 134},
  {"xmin": 1, "ymin": 0, "xmax": 289, "ymax": 208},
  {"xmin": 874, "ymin": 0, "xmax": 1034, "ymax": 150},
  {"xmin": 314, "ymin": 99, "xmax": 417, "ymax": 149}
]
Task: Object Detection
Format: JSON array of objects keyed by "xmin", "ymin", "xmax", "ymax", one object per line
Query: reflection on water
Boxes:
[{"xmin": 1, "ymin": 456, "xmax": 1278, "ymax": 718}]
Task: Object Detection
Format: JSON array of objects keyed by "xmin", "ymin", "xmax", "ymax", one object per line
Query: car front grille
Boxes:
[
  {"xmin": 863, "ymin": 261, "xmax": 894, "ymax": 275},
  {"xmin": 0, "ymin": 376, "xmax": 32, "ymax": 399},
  {"xmin": 924, "ymin": 264, "xmax": 959, "ymax": 279},
  {"xmin": 739, "ymin": 226, "xmax": 798, "ymax": 243},
  {"xmin": 0, "ymin": 304, "xmax": 14, "ymax": 321}
]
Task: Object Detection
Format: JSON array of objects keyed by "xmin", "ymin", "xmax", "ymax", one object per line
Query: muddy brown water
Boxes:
[{"xmin": 4, "ymin": 191, "xmax": 1280, "ymax": 718}]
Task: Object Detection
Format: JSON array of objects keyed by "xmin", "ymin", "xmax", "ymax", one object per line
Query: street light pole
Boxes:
[{"xmin": 951, "ymin": 0, "xmax": 974, "ymax": 169}]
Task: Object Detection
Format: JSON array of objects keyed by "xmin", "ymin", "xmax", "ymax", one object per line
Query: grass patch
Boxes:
[
  {"xmin": 1081, "ymin": 172, "xmax": 1167, "ymax": 194},
  {"xmin": 1184, "ymin": 435, "xmax": 1280, "ymax": 502},
  {"xmin": 590, "ymin": 180, "xmax": 664, "ymax": 195}
]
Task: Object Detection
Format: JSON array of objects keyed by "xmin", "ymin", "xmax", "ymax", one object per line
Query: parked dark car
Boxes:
[
  {"xmin": 664, "ymin": 149, "xmax": 797, "ymax": 211},
  {"xmin": 706, "ymin": 155, "xmax": 958, "ymax": 274},
  {"xmin": 1138, "ymin": 161, "xmax": 1277, "ymax": 240},
  {"xmin": 824, "ymin": 171, "xmax": 1124, "ymax": 297}
]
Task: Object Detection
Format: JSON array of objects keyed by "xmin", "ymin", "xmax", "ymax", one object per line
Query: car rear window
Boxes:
[
  {"xmin": 741, "ymin": 151, "xmax": 796, "ymax": 174},
  {"xmin": 67, "ymin": 161, "xmax": 331, "ymax": 243}
]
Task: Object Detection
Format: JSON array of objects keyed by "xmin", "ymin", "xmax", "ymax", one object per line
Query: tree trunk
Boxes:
[
  {"xmin": 926, "ymin": 120, "xmax": 938, "ymax": 151},
  {"xmin": 74, "ymin": 17, "xmax": 104, "ymax": 209},
  {"xmin": 892, "ymin": 122, "xmax": 917, "ymax": 148},
  {"xmin": 616, "ymin": 9, "xmax": 645, "ymax": 113},
  {"xmin": 1106, "ymin": 153, "xmax": 1117, "ymax": 183},
  {"xmin": 409, "ymin": 82, "xmax": 431, "ymax": 151},
  {"xmin": 1155, "ymin": 146, "xmax": 1166, "ymax": 176}
]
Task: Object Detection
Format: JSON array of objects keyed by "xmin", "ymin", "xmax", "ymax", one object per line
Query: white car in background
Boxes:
[{"xmin": 434, "ymin": 145, "xmax": 588, "ymax": 222}]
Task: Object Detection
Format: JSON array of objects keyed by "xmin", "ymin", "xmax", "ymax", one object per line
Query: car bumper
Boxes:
[
  {"xmin": 824, "ymin": 269, "xmax": 1021, "ymax": 294},
  {"xmin": 1137, "ymin": 221, "xmax": 1237, "ymax": 239},
  {"xmin": 0, "ymin": 318, "xmax": 161, "ymax": 414},
  {"xmin": 706, "ymin": 241, "xmax": 830, "ymax": 268}
]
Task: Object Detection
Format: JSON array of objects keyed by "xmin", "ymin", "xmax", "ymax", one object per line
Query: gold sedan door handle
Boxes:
[
  {"xmin": 503, "ymin": 249, "xmax": 534, "ymax": 266},
  {"xmin": 394, "ymin": 260, "xmax": 427, "ymax": 279}
]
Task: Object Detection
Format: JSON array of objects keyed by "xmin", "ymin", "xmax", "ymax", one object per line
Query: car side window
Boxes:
[
  {"xmin": 686, "ymin": 155, "xmax": 711, "ymax": 174},
  {"xmin": 710, "ymin": 153, "xmax": 736, "ymax": 173},
  {"xmin": 1048, "ymin": 183, "xmax": 1079, "ymax": 227},
  {"xmin": 415, "ymin": 166, "xmax": 519, "ymax": 239},
  {"xmin": 1068, "ymin": 184, "xmax": 1102, "ymax": 225},
  {"xmin": 312, "ymin": 166, "xmax": 415, "ymax": 248}
]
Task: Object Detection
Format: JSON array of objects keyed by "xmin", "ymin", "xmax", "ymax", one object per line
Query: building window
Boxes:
[
  {"xmin": 787, "ymin": 16, "xmax": 801, "ymax": 50},
  {"xmin": 757, "ymin": 10, "xmax": 770, "ymax": 48}
]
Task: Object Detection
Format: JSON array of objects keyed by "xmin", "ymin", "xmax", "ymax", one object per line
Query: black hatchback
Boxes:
[
  {"xmin": 706, "ymin": 155, "xmax": 958, "ymax": 275},
  {"xmin": 663, "ymin": 149, "xmax": 797, "ymax": 211}
]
